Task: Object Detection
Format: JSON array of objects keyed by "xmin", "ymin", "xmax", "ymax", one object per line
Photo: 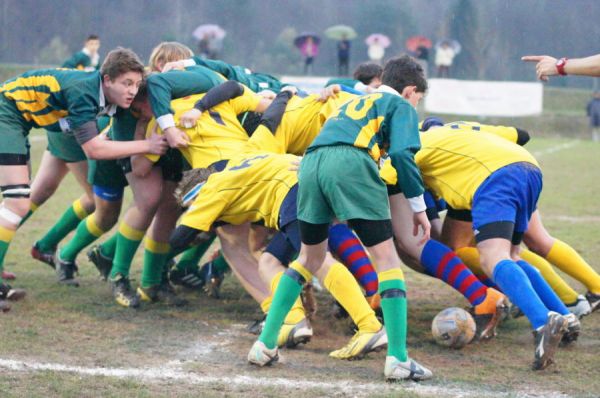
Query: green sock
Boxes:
[
  {"xmin": 212, "ymin": 252, "xmax": 230, "ymax": 274},
  {"xmin": 258, "ymin": 261, "xmax": 311, "ymax": 349},
  {"xmin": 60, "ymin": 215, "xmax": 106, "ymax": 262},
  {"xmin": 176, "ymin": 235, "xmax": 216, "ymax": 272},
  {"xmin": 0, "ymin": 226, "xmax": 16, "ymax": 283},
  {"xmin": 19, "ymin": 202, "xmax": 38, "ymax": 226},
  {"xmin": 378, "ymin": 270, "xmax": 408, "ymax": 361},
  {"xmin": 141, "ymin": 238, "xmax": 170, "ymax": 288},
  {"xmin": 109, "ymin": 222, "xmax": 145, "ymax": 279},
  {"xmin": 100, "ymin": 233, "xmax": 118, "ymax": 258},
  {"xmin": 37, "ymin": 199, "xmax": 89, "ymax": 251}
]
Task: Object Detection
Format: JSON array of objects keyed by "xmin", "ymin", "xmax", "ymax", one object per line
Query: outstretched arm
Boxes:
[{"xmin": 522, "ymin": 54, "xmax": 600, "ymax": 80}]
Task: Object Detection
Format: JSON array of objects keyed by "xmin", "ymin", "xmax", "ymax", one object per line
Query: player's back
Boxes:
[{"xmin": 417, "ymin": 127, "xmax": 538, "ymax": 209}]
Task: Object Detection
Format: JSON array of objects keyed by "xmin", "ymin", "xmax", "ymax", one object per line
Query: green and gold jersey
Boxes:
[
  {"xmin": 191, "ymin": 57, "xmax": 284, "ymax": 93},
  {"xmin": 309, "ymin": 87, "xmax": 423, "ymax": 198},
  {"xmin": 145, "ymin": 85, "xmax": 261, "ymax": 168},
  {"xmin": 180, "ymin": 152, "xmax": 299, "ymax": 232},
  {"xmin": 0, "ymin": 69, "xmax": 110, "ymax": 134},
  {"xmin": 62, "ymin": 50, "xmax": 100, "ymax": 71}
]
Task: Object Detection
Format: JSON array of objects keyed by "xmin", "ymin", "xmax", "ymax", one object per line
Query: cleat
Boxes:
[
  {"xmin": 277, "ymin": 317, "xmax": 313, "ymax": 348},
  {"xmin": 111, "ymin": 274, "xmax": 140, "ymax": 308},
  {"xmin": 2, "ymin": 271, "xmax": 16, "ymax": 280},
  {"xmin": 384, "ymin": 356, "xmax": 433, "ymax": 382},
  {"xmin": 0, "ymin": 283, "xmax": 26, "ymax": 301},
  {"xmin": 169, "ymin": 266, "xmax": 206, "ymax": 291},
  {"xmin": 247, "ymin": 315, "xmax": 266, "ymax": 335},
  {"xmin": 247, "ymin": 340, "xmax": 279, "ymax": 366},
  {"xmin": 329, "ymin": 327, "xmax": 387, "ymax": 360},
  {"xmin": 566, "ymin": 295, "xmax": 592, "ymax": 318},
  {"xmin": 560, "ymin": 313, "xmax": 581, "ymax": 346},
  {"xmin": 31, "ymin": 242, "xmax": 56, "ymax": 269},
  {"xmin": 87, "ymin": 245, "xmax": 113, "ymax": 280},
  {"xmin": 469, "ymin": 288, "xmax": 508, "ymax": 340},
  {"xmin": 585, "ymin": 291, "xmax": 600, "ymax": 313},
  {"xmin": 200, "ymin": 260, "xmax": 227, "ymax": 299},
  {"xmin": 55, "ymin": 255, "xmax": 80, "ymax": 287},
  {"xmin": 532, "ymin": 311, "xmax": 568, "ymax": 370},
  {"xmin": 137, "ymin": 281, "xmax": 188, "ymax": 307}
]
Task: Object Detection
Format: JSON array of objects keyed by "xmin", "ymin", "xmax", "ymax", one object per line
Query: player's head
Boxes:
[
  {"xmin": 149, "ymin": 41, "xmax": 194, "ymax": 72},
  {"xmin": 85, "ymin": 34, "xmax": 100, "ymax": 53},
  {"xmin": 353, "ymin": 62, "xmax": 383, "ymax": 88},
  {"xmin": 175, "ymin": 167, "xmax": 218, "ymax": 208},
  {"xmin": 130, "ymin": 79, "xmax": 153, "ymax": 120},
  {"xmin": 420, "ymin": 116, "xmax": 444, "ymax": 132},
  {"xmin": 100, "ymin": 47, "xmax": 145, "ymax": 109},
  {"xmin": 381, "ymin": 54, "xmax": 427, "ymax": 107}
]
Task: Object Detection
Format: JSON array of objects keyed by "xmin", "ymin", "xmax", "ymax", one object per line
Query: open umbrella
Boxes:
[
  {"xmin": 324, "ymin": 25, "xmax": 357, "ymax": 40},
  {"xmin": 365, "ymin": 33, "xmax": 391, "ymax": 48},
  {"xmin": 406, "ymin": 36, "xmax": 432, "ymax": 52},
  {"xmin": 193, "ymin": 24, "xmax": 226, "ymax": 41},
  {"xmin": 435, "ymin": 39, "xmax": 461, "ymax": 55},
  {"xmin": 294, "ymin": 32, "xmax": 321, "ymax": 48}
]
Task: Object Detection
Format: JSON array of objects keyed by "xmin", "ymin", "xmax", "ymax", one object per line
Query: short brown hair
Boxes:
[
  {"xmin": 149, "ymin": 42, "xmax": 194, "ymax": 72},
  {"xmin": 381, "ymin": 54, "xmax": 428, "ymax": 94},
  {"xmin": 100, "ymin": 47, "xmax": 145, "ymax": 80}
]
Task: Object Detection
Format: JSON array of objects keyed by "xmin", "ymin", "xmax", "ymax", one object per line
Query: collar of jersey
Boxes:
[
  {"xmin": 375, "ymin": 84, "xmax": 401, "ymax": 97},
  {"xmin": 98, "ymin": 81, "xmax": 117, "ymax": 117}
]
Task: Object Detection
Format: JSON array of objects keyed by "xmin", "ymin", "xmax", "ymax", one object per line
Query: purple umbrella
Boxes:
[
  {"xmin": 365, "ymin": 33, "xmax": 391, "ymax": 48},
  {"xmin": 294, "ymin": 32, "xmax": 321, "ymax": 48}
]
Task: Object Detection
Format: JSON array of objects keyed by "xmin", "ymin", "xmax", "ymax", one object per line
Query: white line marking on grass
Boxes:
[
  {"xmin": 532, "ymin": 141, "xmax": 579, "ymax": 157},
  {"xmin": 0, "ymin": 358, "xmax": 571, "ymax": 398}
]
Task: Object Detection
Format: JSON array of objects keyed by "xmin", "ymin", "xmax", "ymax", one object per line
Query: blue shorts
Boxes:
[
  {"xmin": 472, "ymin": 162, "xmax": 542, "ymax": 244},
  {"xmin": 93, "ymin": 185, "xmax": 124, "ymax": 202},
  {"xmin": 424, "ymin": 190, "xmax": 447, "ymax": 220}
]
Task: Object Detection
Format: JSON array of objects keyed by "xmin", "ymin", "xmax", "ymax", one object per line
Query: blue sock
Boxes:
[
  {"xmin": 420, "ymin": 240, "xmax": 487, "ymax": 306},
  {"xmin": 516, "ymin": 260, "xmax": 569, "ymax": 315},
  {"xmin": 492, "ymin": 259, "xmax": 549, "ymax": 329}
]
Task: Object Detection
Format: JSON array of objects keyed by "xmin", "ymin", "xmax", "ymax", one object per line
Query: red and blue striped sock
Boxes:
[
  {"xmin": 328, "ymin": 224, "xmax": 378, "ymax": 297},
  {"xmin": 420, "ymin": 240, "xmax": 487, "ymax": 306}
]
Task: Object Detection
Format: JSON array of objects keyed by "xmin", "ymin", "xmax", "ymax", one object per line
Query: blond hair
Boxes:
[{"xmin": 149, "ymin": 42, "xmax": 194, "ymax": 72}]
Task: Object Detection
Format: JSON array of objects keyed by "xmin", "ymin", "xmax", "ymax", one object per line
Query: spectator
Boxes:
[
  {"xmin": 587, "ymin": 91, "xmax": 600, "ymax": 142},
  {"xmin": 337, "ymin": 37, "xmax": 351, "ymax": 76},
  {"xmin": 435, "ymin": 41, "xmax": 455, "ymax": 78},
  {"xmin": 367, "ymin": 37, "xmax": 385, "ymax": 65},
  {"xmin": 301, "ymin": 36, "xmax": 318, "ymax": 75}
]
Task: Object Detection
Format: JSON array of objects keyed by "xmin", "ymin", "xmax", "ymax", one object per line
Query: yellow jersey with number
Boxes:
[
  {"xmin": 145, "ymin": 85, "xmax": 261, "ymax": 168},
  {"xmin": 180, "ymin": 152, "xmax": 299, "ymax": 231}
]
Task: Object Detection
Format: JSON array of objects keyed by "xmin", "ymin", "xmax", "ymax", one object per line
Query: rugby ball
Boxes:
[{"xmin": 431, "ymin": 307, "xmax": 476, "ymax": 349}]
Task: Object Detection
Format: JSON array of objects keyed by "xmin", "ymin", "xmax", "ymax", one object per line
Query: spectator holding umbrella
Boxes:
[
  {"xmin": 295, "ymin": 33, "xmax": 320, "ymax": 75},
  {"xmin": 365, "ymin": 33, "xmax": 390, "ymax": 65},
  {"xmin": 406, "ymin": 35, "xmax": 432, "ymax": 77},
  {"xmin": 193, "ymin": 24, "xmax": 226, "ymax": 59},
  {"xmin": 325, "ymin": 25, "xmax": 357, "ymax": 76}
]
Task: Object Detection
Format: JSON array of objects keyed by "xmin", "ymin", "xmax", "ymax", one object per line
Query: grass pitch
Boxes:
[{"xmin": 0, "ymin": 134, "xmax": 598, "ymax": 397}]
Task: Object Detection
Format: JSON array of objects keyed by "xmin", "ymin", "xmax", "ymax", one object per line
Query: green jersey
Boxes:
[
  {"xmin": 0, "ymin": 69, "xmax": 116, "ymax": 143},
  {"xmin": 308, "ymin": 86, "xmax": 424, "ymax": 199},
  {"xmin": 62, "ymin": 49, "xmax": 100, "ymax": 71},
  {"xmin": 190, "ymin": 57, "xmax": 284, "ymax": 93}
]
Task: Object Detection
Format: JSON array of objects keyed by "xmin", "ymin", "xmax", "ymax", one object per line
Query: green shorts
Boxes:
[
  {"xmin": 88, "ymin": 158, "xmax": 128, "ymax": 189},
  {"xmin": 297, "ymin": 145, "xmax": 390, "ymax": 224},
  {"xmin": 0, "ymin": 94, "xmax": 31, "ymax": 164},
  {"xmin": 46, "ymin": 131, "xmax": 87, "ymax": 162}
]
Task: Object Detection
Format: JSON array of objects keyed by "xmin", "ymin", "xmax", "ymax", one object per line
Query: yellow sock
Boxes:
[
  {"xmin": 270, "ymin": 271, "xmax": 305, "ymax": 324},
  {"xmin": 520, "ymin": 249, "xmax": 579, "ymax": 304},
  {"xmin": 456, "ymin": 247, "xmax": 487, "ymax": 277},
  {"xmin": 546, "ymin": 239, "xmax": 600, "ymax": 294},
  {"xmin": 324, "ymin": 262, "xmax": 381, "ymax": 333}
]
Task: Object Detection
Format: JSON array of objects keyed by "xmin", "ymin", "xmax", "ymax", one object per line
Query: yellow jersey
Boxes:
[
  {"xmin": 146, "ymin": 85, "xmax": 261, "ymax": 168},
  {"xmin": 244, "ymin": 91, "xmax": 356, "ymax": 155},
  {"xmin": 180, "ymin": 152, "xmax": 300, "ymax": 232}
]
